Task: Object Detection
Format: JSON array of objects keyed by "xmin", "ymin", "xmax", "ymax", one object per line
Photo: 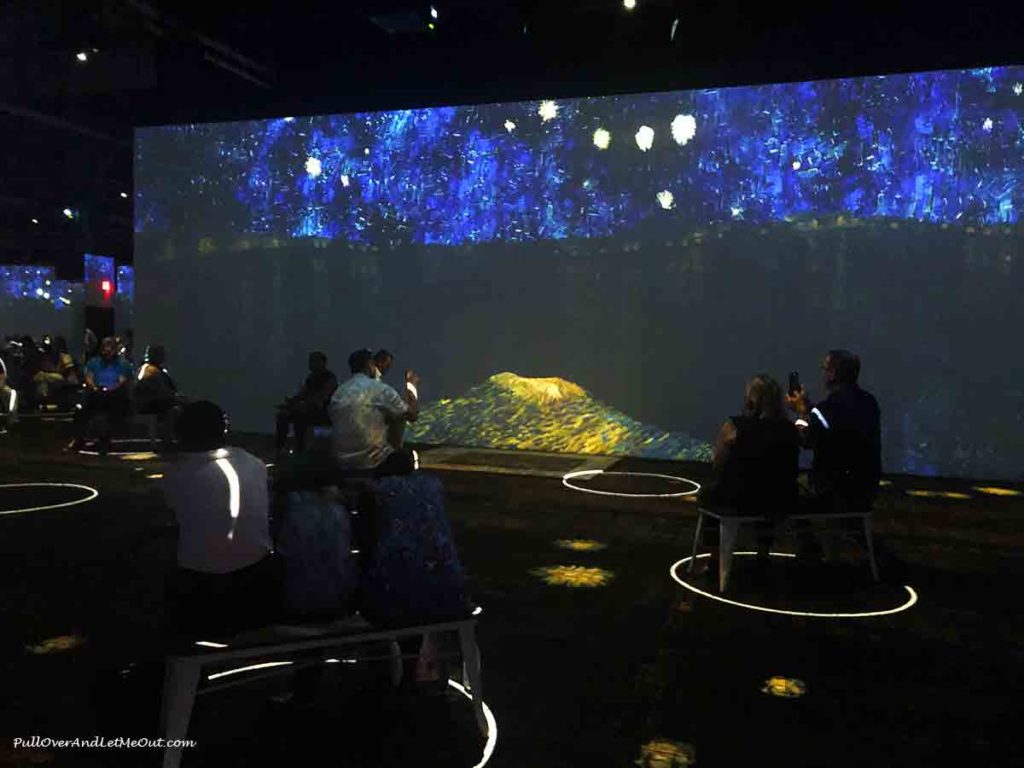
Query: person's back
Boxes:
[
  {"xmin": 809, "ymin": 384, "xmax": 881, "ymax": 505},
  {"xmin": 164, "ymin": 446, "xmax": 272, "ymax": 574},
  {"xmin": 161, "ymin": 401, "xmax": 278, "ymax": 637},
  {"xmin": 722, "ymin": 415, "xmax": 800, "ymax": 516},
  {"xmin": 700, "ymin": 374, "xmax": 800, "ymax": 519}
]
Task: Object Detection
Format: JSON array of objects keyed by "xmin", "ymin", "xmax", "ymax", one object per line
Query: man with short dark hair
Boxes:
[
  {"xmin": 72, "ymin": 337, "xmax": 132, "ymax": 454},
  {"xmin": 329, "ymin": 348, "xmax": 421, "ymax": 476},
  {"xmin": 275, "ymin": 351, "xmax": 338, "ymax": 459},
  {"xmin": 787, "ymin": 349, "xmax": 882, "ymax": 510},
  {"xmin": 162, "ymin": 401, "xmax": 277, "ymax": 635}
]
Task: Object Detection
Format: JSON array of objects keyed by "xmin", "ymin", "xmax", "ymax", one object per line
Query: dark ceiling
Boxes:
[{"xmin": 1, "ymin": 0, "xmax": 1020, "ymax": 275}]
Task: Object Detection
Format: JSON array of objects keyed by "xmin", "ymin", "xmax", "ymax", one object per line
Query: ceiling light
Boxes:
[
  {"xmin": 623, "ymin": 0, "xmax": 637, "ymax": 9},
  {"xmin": 76, "ymin": 51, "xmax": 88, "ymax": 62},
  {"xmin": 31, "ymin": 218, "xmax": 38, "ymax": 224},
  {"xmin": 120, "ymin": 192, "xmax": 128, "ymax": 199},
  {"xmin": 62, "ymin": 208, "xmax": 75, "ymax": 219},
  {"xmin": 430, "ymin": 6, "xmax": 438, "ymax": 19}
]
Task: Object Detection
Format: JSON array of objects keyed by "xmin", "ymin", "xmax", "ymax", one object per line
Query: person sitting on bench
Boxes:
[
  {"xmin": 162, "ymin": 401, "xmax": 280, "ymax": 638},
  {"xmin": 72, "ymin": 337, "xmax": 132, "ymax": 454},
  {"xmin": 786, "ymin": 350, "xmax": 882, "ymax": 513},
  {"xmin": 275, "ymin": 351, "xmax": 338, "ymax": 460},
  {"xmin": 698, "ymin": 374, "xmax": 800, "ymax": 571},
  {"xmin": 0, "ymin": 350, "xmax": 17, "ymax": 426},
  {"xmin": 328, "ymin": 348, "xmax": 420, "ymax": 478},
  {"xmin": 135, "ymin": 345, "xmax": 184, "ymax": 415}
]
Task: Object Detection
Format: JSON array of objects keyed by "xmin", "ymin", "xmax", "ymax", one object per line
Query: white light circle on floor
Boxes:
[
  {"xmin": 78, "ymin": 438, "xmax": 157, "ymax": 457},
  {"xmin": 448, "ymin": 679, "xmax": 497, "ymax": 768},
  {"xmin": 670, "ymin": 553, "xmax": 918, "ymax": 618},
  {"xmin": 0, "ymin": 483, "xmax": 99, "ymax": 516},
  {"xmin": 563, "ymin": 470, "xmax": 700, "ymax": 498}
]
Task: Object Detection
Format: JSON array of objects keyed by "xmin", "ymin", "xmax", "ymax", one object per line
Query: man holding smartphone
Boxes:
[
  {"xmin": 786, "ymin": 349, "xmax": 882, "ymax": 513},
  {"xmin": 328, "ymin": 348, "xmax": 420, "ymax": 477}
]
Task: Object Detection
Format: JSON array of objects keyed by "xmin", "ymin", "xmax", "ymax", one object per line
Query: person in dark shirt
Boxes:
[
  {"xmin": 787, "ymin": 349, "xmax": 882, "ymax": 511},
  {"xmin": 698, "ymin": 374, "xmax": 801, "ymax": 566},
  {"xmin": 275, "ymin": 351, "xmax": 338, "ymax": 459},
  {"xmin": 134, "ymin": 344, "xmax": 184, "ymax": 416}
]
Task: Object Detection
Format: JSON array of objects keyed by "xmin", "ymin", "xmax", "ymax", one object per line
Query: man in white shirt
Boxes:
[
  {"xmin": 329, "ymin": 348, "xmax": 420, "ymax": 476},
  {"xmin": 162, "ymin": 401, "xmax": 278, "ymax": 635}
]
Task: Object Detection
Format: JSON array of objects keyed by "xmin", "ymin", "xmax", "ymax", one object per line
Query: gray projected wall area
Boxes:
[{"xmin": 135, "ymin": 65, "xmax": 1024, "ymax": 479}]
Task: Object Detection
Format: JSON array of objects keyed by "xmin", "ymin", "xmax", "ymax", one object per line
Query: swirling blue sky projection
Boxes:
[{"xmin": 135, "ymin": 66, "xmax": 1023, "ymax": 243}]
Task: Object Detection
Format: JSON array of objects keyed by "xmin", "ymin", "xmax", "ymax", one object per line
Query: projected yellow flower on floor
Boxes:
[
  {"xmin": 973, "ymin": 486, "xmax": 1021, "ymax": 497},
  {"xmin": 533, "ymin": 565, "xmax": 613, "ymax": 588},
  {"xmin": 906, "ymin": 490, "xmax": 971, "ymax": 500},
  {"xmin": 636, "ymin": 739, "xmax": 695, "ymax": 767},
  {"xmin": 554, "ymin": 539, "xmax": 607, "ymax": 552},
  {"xmin": 593, "ymin": 128, "xmax": 611, "ymax": 149},
  {"xmin": 762, "ymin": 676, "xmax": 806, "ymax": 698}
]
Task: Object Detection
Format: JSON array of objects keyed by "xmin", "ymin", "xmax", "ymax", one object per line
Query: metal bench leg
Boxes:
[
  {"xmin": 458, "ymin": 623, "xmax": 487, "ymax": 736},
  {"xmin": 863, "ymin": 516, "xmax": 880, "ymax": 582},
  {"xmin": 720, "ymin": 518, "xmax": 740, "ymax": 593},
  {"xmin": 161, "ymin": 658, "xmax": 201, "ymax": 768},
  {"xmin": 688, "ymin": 510, "xmax": 704, "ymax": 573}
]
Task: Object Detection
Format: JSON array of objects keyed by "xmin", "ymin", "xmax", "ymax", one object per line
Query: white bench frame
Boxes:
[
  {"xmin": 160, "ymin": 615, "xmax": 484, "ymax": 768},
  {"xmin": 688, "ymin": 507, "xmax": 880, "ymax": 592}
]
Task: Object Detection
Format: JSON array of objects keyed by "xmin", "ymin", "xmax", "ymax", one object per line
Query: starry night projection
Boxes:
[
  {"xmin": 134, "ymin": 65, "xmax": 1024, "ymax": 479},
  {"xmin": 136, "ymin": 66, "xmax": 1022, "ymax": 242}
]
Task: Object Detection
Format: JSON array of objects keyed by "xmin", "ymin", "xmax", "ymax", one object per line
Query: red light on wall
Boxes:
[{"xmin": 101, "ymin": 280, "xmax": 112, "ymax": 296}]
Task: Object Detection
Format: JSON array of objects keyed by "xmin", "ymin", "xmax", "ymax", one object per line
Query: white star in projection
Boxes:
[
  {"xmin": 538, "ymin": 101, "xmax": 558, "ymax": 122},
  {"xmin": 792, "ymin": 160, "xmax": 802, "ymax": 170},
  {"xmin": 305, "ymin": 157, "xmax": 322, "ymax": 177},
  {"xmin": 593, "ymin": 128, "xmax": 611, "ymax": 149},
  {"xmin": 670, "ymin": 114, "xmax": 697, "ymax": 145},
  {"xmin": 340, "ymin": 175, "xmax": 350, "ymax": 187},
  {"xmin": 982, "ymin": 117, "xmax": 994, "ymax": 132},
  {"xmin": 504, "ymin": 120, "xmax": 516, "ymax": 132},
  {"xmin": 635, "ymin": 125, "xmax": 655, "ymax": 151},
  {"xmin": 1013, "ymin": 82, "xmax": 1023, "ymax": 96},
  {"xmin": 657, "ymin": 190, "xmax": 675, "ymax": 209}
]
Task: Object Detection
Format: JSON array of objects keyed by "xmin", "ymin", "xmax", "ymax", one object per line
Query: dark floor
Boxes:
[{"xmin": 1, "ymin": 420, "xmax": 1022, "ymax": 767}]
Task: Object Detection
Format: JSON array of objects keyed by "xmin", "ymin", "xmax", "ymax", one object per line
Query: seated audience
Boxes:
[
  {"xmin": 786, "ymin": 350, "xmax": 881, "ymax": 512},
  {"xmin": 698, "ymin": 374, "xmax": 800, "ymax": 566},
  {"xmin": 329, "ymin": 348, "xmax": 420, "ymax": 477},
  {"xmin": 162, "ymin": 401, "xmax": 279, "ymax": 637},
  {"xmin": 32, "ymin": 336, "xmax": 76, "ymax": 403},
  {"xmin": 71, "ymin": 337, "xmax": 133, "ymax": 454},
  {"xmin": 275, "ymin": 351, "xmax": 338, "ymax": 459},
  {"xmin": 134, "ymin": 345, "xmax": 183, "ymax": 416},
  {"xmin": 0, "ymin": 350, "xmax": 16, "ymax": 425}
]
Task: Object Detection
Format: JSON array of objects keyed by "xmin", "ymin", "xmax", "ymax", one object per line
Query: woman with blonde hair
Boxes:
[{"xmin": 697, "ymin": 374, "xmax": 801, "ymax": 569}]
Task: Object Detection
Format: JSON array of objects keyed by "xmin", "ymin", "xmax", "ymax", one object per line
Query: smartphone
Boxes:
[{"xmin": 788, "ymin": 371, "xmax": 801, "ymax": 396}]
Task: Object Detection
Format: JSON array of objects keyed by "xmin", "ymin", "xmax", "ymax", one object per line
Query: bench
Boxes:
[
  {"xmin": 688, "ymin": 506, "xmax": 879, "ymax": 592},
  {"xmin": 160, "ymin": 611, "xmax": 485, "ymax": 768}
]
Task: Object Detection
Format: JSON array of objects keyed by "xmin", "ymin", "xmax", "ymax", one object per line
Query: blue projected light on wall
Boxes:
[
  {"xmin": 116, "ymin": 265, "xmax": 135, "ymax": 302},
  {"xmin": 0, "ymin": 266, "xmax": 74, "ymax": 309},
  {"xmin": 133, "ymin": 64, "xmax": 1024, "ymax": 480},
  {"xmin": 84, "ymin": 254, "xmax": 115, "ymax": 285},
  {"xmin": 136, "ymin": 66, "xmax": 1023, "ymax": 242}
]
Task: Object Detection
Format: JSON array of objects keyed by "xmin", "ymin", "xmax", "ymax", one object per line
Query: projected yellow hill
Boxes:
[{"xmin": 407, "ymin": 372, "xmax": 712, "ymax": 460}]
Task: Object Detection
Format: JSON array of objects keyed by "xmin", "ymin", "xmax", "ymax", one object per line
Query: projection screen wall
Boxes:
[{"xmin": 135, "ymin": 65, "xmax": 1024, "ymax": 479}]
